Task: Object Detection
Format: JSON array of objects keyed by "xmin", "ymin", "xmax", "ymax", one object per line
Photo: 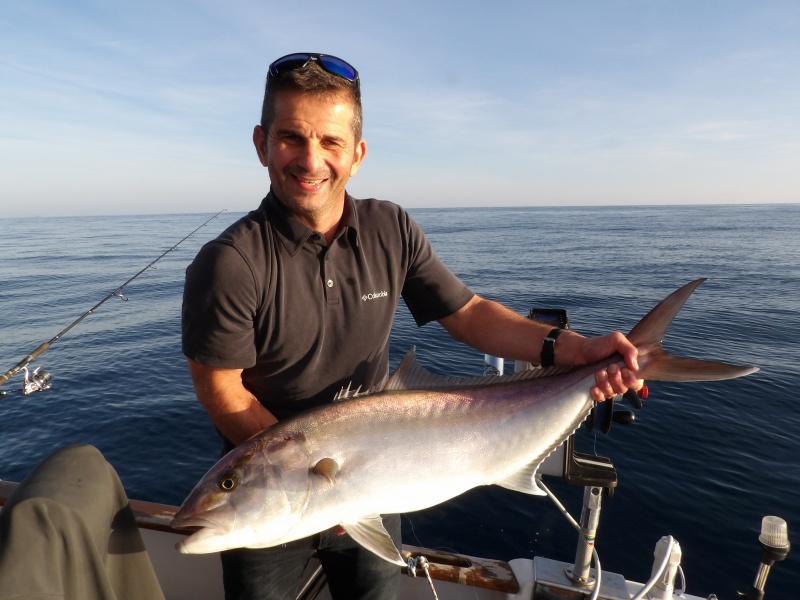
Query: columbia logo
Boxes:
[{"xmin": 362, "ymin": 291, "xmax": 388, "ymax": 301}]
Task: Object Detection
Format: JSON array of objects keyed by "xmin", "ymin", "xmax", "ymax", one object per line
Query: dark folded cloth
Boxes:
[{"xmin": 0, "ymin": 444, "xmax": 165, "ymax": 600}]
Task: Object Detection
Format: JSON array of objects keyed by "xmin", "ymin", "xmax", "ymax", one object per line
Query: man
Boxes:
[{"xmin": 182, "ymin": 52, "xmax": 642, "ymax": 600}]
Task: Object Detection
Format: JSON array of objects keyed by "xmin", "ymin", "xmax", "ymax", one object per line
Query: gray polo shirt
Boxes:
[{"xmin": 182, "ymin": 191, "xmax": 473, "ymax": 420}]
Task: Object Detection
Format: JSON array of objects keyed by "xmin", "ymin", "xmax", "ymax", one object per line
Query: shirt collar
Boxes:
[
  {"xmin": 340, "ymin": 194, "xmax": 361, "ymax": 247},
  {"xmin": 262, "ymin": 189, "xmax": 360, "ymax": 256}
]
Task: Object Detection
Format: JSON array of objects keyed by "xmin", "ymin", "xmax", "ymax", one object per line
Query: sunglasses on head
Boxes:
[{"xmin": 267, "ymin": 53, "xmax": 360, "ymax": 90}]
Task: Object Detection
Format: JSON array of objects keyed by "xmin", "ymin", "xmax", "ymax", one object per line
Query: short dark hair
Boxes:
[{"xmin": 260, "ymin": 61, "xmax": 363, "ymax": 142}]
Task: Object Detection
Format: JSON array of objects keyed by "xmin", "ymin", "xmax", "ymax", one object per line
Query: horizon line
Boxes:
[{"xmin": 2, "ymin": 200, "xmax": 798, "ymax": 221}]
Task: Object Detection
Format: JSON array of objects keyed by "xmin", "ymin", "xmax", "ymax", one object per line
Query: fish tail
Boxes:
[{"xmin": 627, "ymin": 279, "xmax": 759, "ymax": 382}]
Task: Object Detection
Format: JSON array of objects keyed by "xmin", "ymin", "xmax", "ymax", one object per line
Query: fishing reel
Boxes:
[
  {"xmin": 22, "ymin": 366, "xmax": 52, "ymax": 395},
  {"xmin": 0, "ymin": 365, "xmax": 52, "ymax": 399},
  {"xmin": 585, "ymin": 387, "xmax": 646, "ymax": 434}
]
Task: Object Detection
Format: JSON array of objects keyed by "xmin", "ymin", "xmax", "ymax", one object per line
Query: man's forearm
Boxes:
[
  {"xmin": 437, "ymin": 295, "xmax": 643, "ymax": 401},
  {"xmin": 187, "ymin": 358, "xmax": 278, "ymax": 446},
  {"xmin": 438, "ymin": 296, "xmax": 563, "ymax": 365}
]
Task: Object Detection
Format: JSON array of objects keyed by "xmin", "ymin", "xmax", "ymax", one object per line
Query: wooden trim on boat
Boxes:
[
  {"xmin": 400, "ymin": 545, "xmax": 519, "ymax": 593},
  {"xmin": 0, "ymin": 480, "xmax": 520, "ymax": 594}
]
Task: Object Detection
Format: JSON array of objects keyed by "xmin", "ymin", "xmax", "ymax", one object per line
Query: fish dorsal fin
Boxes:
[
  {"xmin": 341, "ymin": 516, "xmax": 405, "ymax": 566},
  {"xmin": 311, "ymin": 458, "xmax": 339, "ymax": 484},
  {"xmin": 333, "ymin": 382, "xmax": 364, "ymax": 401},
  {"xmin": 383, "ymin": 346, "xmax": 571, "ymax": 392}
]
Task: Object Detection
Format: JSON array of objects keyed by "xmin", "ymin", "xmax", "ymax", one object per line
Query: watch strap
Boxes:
[{"xmin": 540, "ymin": 328, "xmax": 566, "ymax": 367}]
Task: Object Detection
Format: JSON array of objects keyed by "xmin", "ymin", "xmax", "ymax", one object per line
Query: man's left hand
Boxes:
[{"xmin": 558, "ymin": 331, "xmax": 644, "ymax": 401}]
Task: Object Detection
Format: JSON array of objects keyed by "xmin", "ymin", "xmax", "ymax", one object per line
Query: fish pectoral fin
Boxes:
[
  {"xmin": 311, "ymin": 458, "xmax": 340, "ymax": 484},
  {"xmin": 496, "ymin": 461, "xmax": 547, "ymax": 496},
  {"xmin": 341, "ymin": 516, "xmax": 406, "ymax": 567}
]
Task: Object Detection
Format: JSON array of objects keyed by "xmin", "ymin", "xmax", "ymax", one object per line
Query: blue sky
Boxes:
[{"xmin": 2, "ymin": 1, "xmax": 799, "ymax": 217}]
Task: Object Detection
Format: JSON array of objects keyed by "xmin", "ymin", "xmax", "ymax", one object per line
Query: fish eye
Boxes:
[{"xmin": 217, "ymin": 469, "xmax": 239, "ymax": 492}]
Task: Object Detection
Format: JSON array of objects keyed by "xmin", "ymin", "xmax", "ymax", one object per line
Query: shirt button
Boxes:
[{"xmin": 327, "ymin": 279, "xmax": 334, "ymax": 288}]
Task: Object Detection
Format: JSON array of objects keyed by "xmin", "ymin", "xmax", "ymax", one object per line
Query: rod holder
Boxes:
[{"xmin": 566, "ymin": 485, "xmax": 603, "ymax": 587}]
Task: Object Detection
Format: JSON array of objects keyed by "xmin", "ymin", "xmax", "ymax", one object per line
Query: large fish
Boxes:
[{"xmin": 172, "ymin": 279, "xmax": 757, "ymax": 565}]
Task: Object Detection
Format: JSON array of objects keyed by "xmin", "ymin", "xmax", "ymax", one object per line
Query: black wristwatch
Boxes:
[{"xmin": 540, "ymin": 328, "xmax": 566, "ymax": 367}]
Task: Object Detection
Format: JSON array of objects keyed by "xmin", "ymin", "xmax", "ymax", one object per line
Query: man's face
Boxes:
[{"xmin": 254, "ymin": 90, "xmax": 366, "ymax": 230}]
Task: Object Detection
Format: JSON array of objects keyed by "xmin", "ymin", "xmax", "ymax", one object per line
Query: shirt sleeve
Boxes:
[
  {"xmin": 181, "ymin": 241, "xmax": 260, "ymax": 369},
  {"xmin": 400, "ymin": 214, "xmax": 474, "ymax": 326}
]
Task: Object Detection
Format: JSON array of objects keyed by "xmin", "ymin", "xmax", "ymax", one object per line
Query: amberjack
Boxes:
[{"xmin": 172, "ymin": 279, "xmax": 757, "ymax": 565}]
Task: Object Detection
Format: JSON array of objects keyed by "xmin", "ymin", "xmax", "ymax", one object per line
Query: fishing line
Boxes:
[{"xmin": 0, "ymin": 209, "xmax": 226, "ymax": 397}]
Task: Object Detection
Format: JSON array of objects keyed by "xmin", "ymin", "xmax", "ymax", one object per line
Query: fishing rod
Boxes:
[{"xmin": 0, "ymin": 209, "xmax": 226, "ymax": 397}]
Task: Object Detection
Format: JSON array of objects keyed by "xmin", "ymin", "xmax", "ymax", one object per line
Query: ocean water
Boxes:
[{"xmin": 1, "ymin": 204, "xmax": 797, "ymax": 599}]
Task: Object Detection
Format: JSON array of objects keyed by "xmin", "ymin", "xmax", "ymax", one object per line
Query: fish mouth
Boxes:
[
  {"xmin": 174, "ymin": 523, "xmax": 234, "ymax": 554},
  {"xmin": 171, "ymin": 502, "xmax": 236, "ymax": 533},
  {"xmin": 172, "ymin": 508, "xmax": 239, "ymax": 555},
  {"xmin": 171, "ymin": 513, "xmax": 226, "ymax": 531}
]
